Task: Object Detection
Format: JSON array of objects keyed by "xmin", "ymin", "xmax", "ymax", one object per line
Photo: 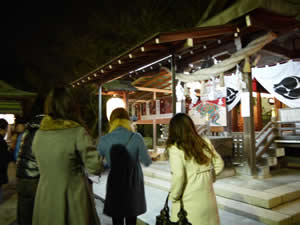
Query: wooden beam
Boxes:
[
  {"xmin": 136, "ymin": 118, "xmax": 171, "ymax": 125},
  {"xmin": 137, "ymin": 72, "xmax": 170, "ymax": 88},
  {"xmin": 178, "ymin": 39, "xmax": 235, "ymax": 71},
  {"xmin": 154, "ymin": 25, "xmax": 237, "ymax": 44},
  {"xmin": 249, "ymin": 9, "xmax": 300, "ymax": 32},
  {"xmin": 134, "ymin": 86, "xmax": 172, "ymax": 93},
  {"xmin": 150, "ymin": 77, "xmax": 171, "ymax": 89},
  {"xmin": 140, "ymin": 44, "xmax": 168, "ymax": 52},
  {"xmin": 97, "ymin": 54, "xmax": 171, "ymax": 85},
  {"xmin": 262, "ymin": 44, "xmax": 291, "ymax": 59}
]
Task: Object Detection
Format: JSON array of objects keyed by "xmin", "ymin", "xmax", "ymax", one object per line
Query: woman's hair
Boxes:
[
  {"xmin": 109, "ymin": 108, "xmax": 132, "ymax": 133},
  {"xmin": 0, "ymin": 118, "xmax": 8, "ymax": 130},
  {"xmin": 44, "ymin": 87, "xmax": 79, "ymax": 121},
  {"xmin": 166, "ymin": 113, "xmax": 213, "ymax": 165}
]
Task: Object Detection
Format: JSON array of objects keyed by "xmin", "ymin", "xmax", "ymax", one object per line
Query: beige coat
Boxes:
[
  {"xmin": 169, "ymin": 138, "xmax": 224, "ymax": 225},
  {"xmin": 32, "ymin": 116, "xmax": 103, "ymax": 225}
]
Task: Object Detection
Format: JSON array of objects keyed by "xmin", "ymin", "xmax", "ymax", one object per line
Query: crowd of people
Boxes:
[{"xmin": 0, "ymin": 86, "xmax": 224, "ymax": 225}]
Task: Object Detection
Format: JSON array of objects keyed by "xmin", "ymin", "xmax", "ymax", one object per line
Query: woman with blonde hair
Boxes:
[
  {"xmin": 97, "ymin": 107, "xmax": 152, "ymax": 225},
  {"xmin": 167, "ymin": 113, "xmax": 224, "ymax": 225}
]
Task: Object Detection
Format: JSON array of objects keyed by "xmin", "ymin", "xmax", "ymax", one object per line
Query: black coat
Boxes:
[
  {"xmin": 0, "ymin": 134, "xmax": 13, "ymax": 185},
  {"xmin": 16, "ymin": 115, "xmax": 43, "ymax": 179},
  {"xmin": 103, "ymin": 143, "xmax": 146, "ymax": 217}
]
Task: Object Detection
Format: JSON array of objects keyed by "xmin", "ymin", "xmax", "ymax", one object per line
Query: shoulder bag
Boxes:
[{"xmin": 156, "ymin": 193, "xmax": 191, "ymax": 225}]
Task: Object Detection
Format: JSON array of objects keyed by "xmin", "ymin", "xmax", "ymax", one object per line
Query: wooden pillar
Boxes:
[
  {"xmin": 239, "ymin": 103, "xmax": 244, "ymax": 132},
  {"xmin": 171, "ymin": 54, "xmax": 177, "ymax": 115},
  {"xmin": 256, "ymin": 92, "xmax": 263, "ymax": 131},
  {"xmin": 123, "ymin": 91, "xmax": 129, "ymax": 110},
  {"xmin": 274, "ymin": 99, "xmax": 281, "ymax": 136},
  {"xmin": 98, "ymin": 85, "xmax": 102, "ymax": 136},
  {"xmin": 241, "ymin": 57, "xmax": 257, "ymax": 176},
  {"xmin": 226, "ymin": 106, "xmax": 232, "ymax": 135},
  {"xmin": 231, "ymin": 106, "xmax": 238, "ymax": 132},
  {"xmin": 274, "ymin": 98, "xmax": 282, "ymax": 118},
  {"xmin": 153, "ymin": 92, "xmax": 157, "ymax": 153}
]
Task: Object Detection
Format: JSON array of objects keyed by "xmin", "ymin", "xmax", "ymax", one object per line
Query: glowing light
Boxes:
[
  {"xmin": 106, "ymin": 97, "xmax": 126, "ymax": 120},
  {"xmin": 0, "ymin": 114, "xmax": 15, "ymax": 125}
]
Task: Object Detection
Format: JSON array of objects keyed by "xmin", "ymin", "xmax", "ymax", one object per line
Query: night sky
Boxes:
[
  {"xmin": 2, "ymin": 0, "xmax": 96, "ymax": 91},
  {"xmin": 1, "ymin": 0, "xmax": 212, "ymax": 93}
]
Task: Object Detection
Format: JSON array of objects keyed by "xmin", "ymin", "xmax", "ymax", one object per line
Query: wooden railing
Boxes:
[
  {"xmin": 232, "ymin": 120, "xmax": 300, "ymax": 162},
  {"xmin": 255, "ymin": 120, "xmax": 300, "ymax": 158},
  {"xmin": 255, "ymin": 121, "xmax": 272, "ymax": 140}
]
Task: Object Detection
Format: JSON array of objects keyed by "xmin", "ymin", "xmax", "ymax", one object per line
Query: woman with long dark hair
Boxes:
[
  {"xmin": 166, "ymin": 113, "xmax": 224, "ymax": 225},
  {"xmin": 32, "ymin": 87, "xmax": 103, "ymax": 225}
]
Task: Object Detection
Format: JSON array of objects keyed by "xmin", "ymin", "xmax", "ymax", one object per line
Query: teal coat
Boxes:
[{"xmin": 97, "ymin": 127, "xmax": 152, "ymax": 217}]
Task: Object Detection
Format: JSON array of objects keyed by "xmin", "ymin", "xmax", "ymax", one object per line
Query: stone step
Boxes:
[
  {"xmin": 143, "ymin": 176, "xmax": 299, "ymax": 225},
  {"xmin": 272, "ymin": 198, "xmax": 300, "ymax": 225},
  {"xmin": 144, "ymin": 173, "xmax": 300, "ymax": 210},
  {"xmin": 143, "ymin": 163, "xmax": 235, "ymax": 182},
  {"xmin": 94, "ymin": 169, "xmax": 300, "ymax": 225},
  {"xmin": 147, "ymin": 161, "xmax": 170, "ymax": 171},
  {"xmin": 144, "ymin": 176, "xmax": 170, "ymax": 192},
  {"xmin": 258, "ymin": 156, "xmax": 278, "ymax": 167},
  {"xmin": 94, "ymin": 177, "xmax": 270, "ymax": 225},
  {"xmin": 144, "ymin": 176, "xmax": 281, "ymax": 209},
  {"xmin": 216, "ymin": 196, "xmax": 291, "ymax": 225},
  {"xmin": 143, "ymin": 167, "xmax": 171, "ymax": 182}
]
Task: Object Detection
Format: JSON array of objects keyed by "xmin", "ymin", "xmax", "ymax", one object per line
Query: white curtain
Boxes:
[
  {"xmin": 252, "ymin": 60, "xmax": 300, "ymax": 108},
  {"xmin": 176, "ymin": 32, "xmax": 276, "ymax": 82}
]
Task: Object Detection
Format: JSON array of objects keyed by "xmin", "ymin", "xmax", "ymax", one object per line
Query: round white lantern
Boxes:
[{"xmin": 106, "ymin": 97, "xmax": 125, "ymax": 120}]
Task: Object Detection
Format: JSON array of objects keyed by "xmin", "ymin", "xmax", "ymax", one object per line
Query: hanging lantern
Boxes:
[
  {"xmin": 0, "ymin": 114, "xmax": 15, "ymax": 125},
  {"xmin": 106, "ymin": 97, "xmax": 125, "ymax": 120}
]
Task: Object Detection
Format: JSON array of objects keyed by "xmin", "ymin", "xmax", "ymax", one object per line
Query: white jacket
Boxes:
[{"xmin": 169, "ymin": 138, "xmax": 224, "ymax": 225}]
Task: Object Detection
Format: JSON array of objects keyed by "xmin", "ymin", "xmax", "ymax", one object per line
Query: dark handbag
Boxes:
[{"xmin": 156, "ymin": 193, "xmax": 192, "ymax": 225}]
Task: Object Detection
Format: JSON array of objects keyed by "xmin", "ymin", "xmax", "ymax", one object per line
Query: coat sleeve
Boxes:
[
  {"xmin": 1, "ymin": 139, "xmax": 13, "ymax": 165},
  {"xmin": 136, "ymin": 133, "xmax": 152, "ymax": 167},
  {"xmin": 169, "ymin": 146, "xmax": 186, "ymax": 202},
  {"xmin": 76, "ymin": 127, "xmax": 103, "ymax": 175},
  {"xmin": 96, "ymin": 136, "xmax": 107, "ymax": 157},
  {"xmin": 206, "ymin": 138, "xmax": 224, "ymax": 175}
]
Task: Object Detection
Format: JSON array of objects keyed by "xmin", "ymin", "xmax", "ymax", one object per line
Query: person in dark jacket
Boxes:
[
  {"xmin": 16, "ymin": 114, "xmax": 44, "ymax": 225},
  {"xmin": 0, "ymin": 118, "xmax": 12, "ymax": 203},
  {"xmin": 97, "ymin": 108, "xmax": 152, "ymax": 225}
]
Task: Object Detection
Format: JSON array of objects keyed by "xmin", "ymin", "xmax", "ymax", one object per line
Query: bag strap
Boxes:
[
  {"xmin": 165, "ymin": 193, "xmax": 184, "ymax": 210},
  {"xmin": 125, "ymin": 133, "xmax": 134, "ymax": 147}
]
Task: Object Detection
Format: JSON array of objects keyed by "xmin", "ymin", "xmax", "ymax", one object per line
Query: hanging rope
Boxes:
[{"xmin": 176, "ymin": 32, "xmax": 277, "ymax": 82}]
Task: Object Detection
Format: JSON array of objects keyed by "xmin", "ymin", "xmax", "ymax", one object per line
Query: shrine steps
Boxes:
[{"xmin": 142, "ymin": 165, "xmax": 300, "ymax": 225}]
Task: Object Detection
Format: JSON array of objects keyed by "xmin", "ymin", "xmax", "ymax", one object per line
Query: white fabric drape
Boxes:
[
  {"xmin": 252, "ymin": 60, "xmax": 300, "ymax": 108},
  {"xmin": 176, "ymin": 32, "xmax": 276, "ymax": 82},
  {"xmin": 224, "ymin": 69, "xmax": 243, "ymax": 111}
]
